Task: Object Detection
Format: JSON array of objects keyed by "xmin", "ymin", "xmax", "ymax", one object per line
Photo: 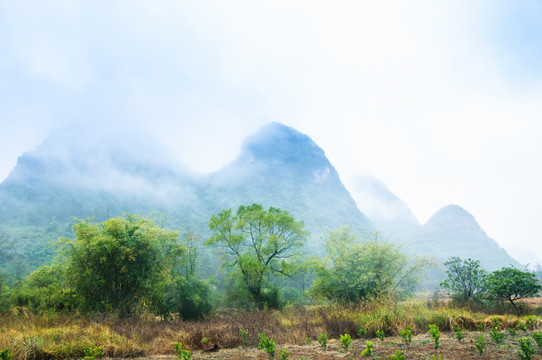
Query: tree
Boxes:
[
  {"xmin": 485, "ymin": 267, "xmax": 541, "ymax": 315},
  {"xmin": 311, "ymin": 227, "xmax": 430, "ymax": 303},
  {"xmin": 440, "ymin": 257, "xmax": 488, "ymax": 304},
  {"xmin": 60, "ymin": 215, "xmax": 183, "ymax": 316},
  {"xmin": 0, "ymin": 229, "xmax": 13, "ymax": 299},
  {"xmin": 205, "ymin": 204, "xmax": 308, "ymax": 308}
]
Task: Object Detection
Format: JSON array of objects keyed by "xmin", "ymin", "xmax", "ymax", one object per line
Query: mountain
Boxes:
[
  {"xmin": 409, "ymin": 205, "xmax": 519, "ymax": 270},
  {"xmin": 0, "ymin": 122, "xmax": 373, "ymax": 273},
  {"xmin": 345, "ymin": 174, "xmax": 419, "ymax": 240}
]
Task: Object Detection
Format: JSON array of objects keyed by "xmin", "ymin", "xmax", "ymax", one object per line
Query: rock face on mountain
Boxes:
[{"xmin": 0, "ymin": 122, "xmax": 373, "ymax": 271}]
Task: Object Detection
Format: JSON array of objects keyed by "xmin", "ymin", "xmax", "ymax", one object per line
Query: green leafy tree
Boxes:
[
  {"xmin": 311, "ymin": 227, "xmax": 431, "ymax": 302},
  {"xmin": 440, "ymin": 257, "xmax": 488, "ymax": 304},
  {"xmin": 485, "ymin": 267, "xmax": 541, "ymax": 315},
  {"xmin": 61, "ymin": 215, "xmax": 183, "ymax": 316},
  {"xmin": 205, "ymin": 204, "xmax": 307, "ymax": 308}
]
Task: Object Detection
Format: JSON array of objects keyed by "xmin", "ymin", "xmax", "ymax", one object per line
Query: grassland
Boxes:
[{"xmin": 1, "ymin": 300, "xmax": 541, "ymax": 359}]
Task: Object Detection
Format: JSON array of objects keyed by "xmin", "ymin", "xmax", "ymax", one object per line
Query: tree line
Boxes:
[{"xmin": 0, "ymin": 203, "xmax": 540, "ymax": 318}]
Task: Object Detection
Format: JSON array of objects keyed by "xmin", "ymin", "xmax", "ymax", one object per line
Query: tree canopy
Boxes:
[
  {"xmin": 440, "ymin": 257, "xmax": 488, "ymax": 304},
  {"xmin": 485, "ymin": 267, "xmax": 541, "ymax": 314},
  {"xmin": 311, "ymin": 227, "xmax": 430, "ymax": 303},
  {"xmin": 205, "ymin": 204, "xmax": 308, "ymax": 308}
]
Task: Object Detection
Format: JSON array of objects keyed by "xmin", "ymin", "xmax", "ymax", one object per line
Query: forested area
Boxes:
[{"xmin": 1, "ymin": 204, "xmax": 541, "ymax": 359}]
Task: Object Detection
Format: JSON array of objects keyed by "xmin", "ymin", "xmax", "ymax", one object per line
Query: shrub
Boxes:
[
  {"xmin": 532, "ymin": 332, "xmax": 542, "ymax": 349},
  {"xmin": 258, "ymin": 333, "xmax": 276, "ymax": 358},
  {"xmin": 279, "ymin": 348, "xmax": 289, "ymax": 360},
  {"xmin": 358, "ymin": 327, "xmax": 368, "ymax": 338},
  {"xmin": 0, "ymin": 350, "xmax": 13, "ymax": 360},
  {"xmin": 376, "ymin": 330, "xmax": 385, "ymax": 341},
  {"xmin": 431, "ymin": 355, "xmax": 443, "ymax": 360},
  {"xmin": 304, "ymin": 338, "xmax": 312, "ymax": 345},
  {"xmin": 508, "ymin": 327, "xmax": 518, "ymax": 336},
  {"xmin": 240, "ymin": 329, "xmax": 249, "ymax": 346},
  {"xmin": 473, "ymin": 334, "xmax": 485, "ymax": 356},
  {"xmin": 390, "ymin": 350, "xmax": 405, "ymax": 360},
  {"xmin": 476, "ymin": 323, "xmax": 484, "ymax": 332},
  {"xmin": 428, "ymin": 324, "xmax": 440, "ymax": 351},
  {"xmin": 489, "ymin": 327, "xmax": 506, "ymax": 345},
  {"xmin": 453, "ymin": 324, "xmax": 463, "ymax": 342},
  {"xmin": 518, "ymin": 321, "xmax": 528, "ymax": 332},
  {"xmin": 361, "ymin": 341, "xmax": 374, "ymax": 357},
  {"xmin": 518, "ymin": 337, "xmax": 536, "ymax": 360},
  {"xmin": 317, "ymin": 333, "xmax": 327, "ymax": 350},
  {"xmin": 83, "ymin": 346, "xmax": 104, "ymax": 360},
  {"xmin": 174, "ymin": 342, "xmax": 192, "ymax": 360},
  {"xmin": 340, "ymin": 334, "xmax": 352, "ymax": 352},
  {"xmin": 399, "ymin": 326, "xmax": 412, "ymax": 346}
]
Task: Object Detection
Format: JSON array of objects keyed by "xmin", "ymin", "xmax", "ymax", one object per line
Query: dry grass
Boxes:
[{"xmin": 1, "ymin": 300, "xmax": 541, "ymax": 359}]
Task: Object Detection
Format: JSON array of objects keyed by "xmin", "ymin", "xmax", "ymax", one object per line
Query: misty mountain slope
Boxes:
[
  {"xmin": 346, "ymin": 174, "xmax": 420, "ymax": 240},
  {"xmin": 206, "ymin": 122, "xmax": 375, "ymax": 251},
  {"xmin": 410, "ymin": 204, "xmax": 519, "ymax": 270}
]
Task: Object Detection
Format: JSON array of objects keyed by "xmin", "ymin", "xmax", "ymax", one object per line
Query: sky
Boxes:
[{"xmin": 1, "ymin": 1, "xmax": 541, "ymax": 263}]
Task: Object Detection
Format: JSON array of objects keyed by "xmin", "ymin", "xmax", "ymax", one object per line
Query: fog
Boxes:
[{"xmin": 1, "ymin": 1, "xmax": 541, "ymax": 262}]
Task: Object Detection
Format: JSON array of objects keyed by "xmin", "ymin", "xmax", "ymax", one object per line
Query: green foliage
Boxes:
[
  {"xmin": 518, "ymin": 337, "xmax": 535, "ymax": 360},
  {"xmin": 376, "ymin": 330, "xmax": 385, "ymax": 341},
  {"xmin": 532, "ymin": 332, "xmax": 542, "ymax": 349},
  {"xmin": 476, "ymin": 323, "xmax": 484, "ymax": 332},
  {"xmin": 428, "ymin": 324, "xmax": 440, "ymax": 350},
  {"xmin": 206, "ymin": 204, "xmax": 307, "ymax": 308},
  {"xmin": 174, "ymin": 342, "xmax": 192, "ymax": 360},
  {"xmin": 0, "ymin": 350, "xmax": 13, "ymax": 360},
  {"xmin": 240, "ymin": 329, "xmax": 249, "ymax": 346},
  {"xmin": 508, "ymin": 327, "xmax": 517, "ymax": 336},
  {"xmin": 398, "ymin": 326, "xmax": 412, "ymax": 346},
  {"xmin": 257, "ymin": 333, "xmax": 276, "ymax": 358},
  {"xmin": 304, "ymin": 337, "xmax": 312, "ymax": 345},
  {"xmin": 83, "ymin": 346, "xmax": 103, "ymax": 360},
  {"xmin": 358, "ymin": 327, "xmax": 368, "ymax": 338},
  {"xmin": 473, "ymin": 334, "xmax": 485, "ymax": 356},
  {"xmin": 340, "ymin": 333, "xmax": 352, "ymax": 352},
  {"xmin": 166, "ymin": 275, "xmax": 212, "ymax": 320},
  {"xmin": 431, "ymin": 355, "xmax": 443, "ymax": 360},
  {"xmin": 518, "ymin": 320, "xmax": 528, "ymax": 332},
  {"xmin": 279, "ymin": 348, "xmax": 289, "ymax": 360},
  {"xmin": 61, "ymin": 215, "xmax": 183, "ymax": 316},
  {"xmin": 453, "ymin": 324, "xmax": 463, "ymax": 342},
  {"xmin": 440, "ymin": 257, "xmax": 487, "ymax": 304},
  {"xmin": 485, "ymin": 267, "xmax": 541, "ymax": 315},
  {"xmin": 525, "ymin": 316, "xmax": 537, "ymax": 330},
  {"xmin": 361, "ymin": 341, "xmax": 374, "ymax": 357},
  {"xmin": 390, "ymin": 350, "xmax": 405, "ymax": 360},
  {"xmin": 317, "ymin": 333, "xmax": 327, "ymax": 349},
  {"xmin": 311, "ymin": 228, "xmax": 431, "ymax": 303},
  {"xmin": 489, "ymin": 327, "xmax": 506, "ymax": 344}
]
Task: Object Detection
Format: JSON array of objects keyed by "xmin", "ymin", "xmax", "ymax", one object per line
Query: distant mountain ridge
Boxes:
[{"xmin": 0, "ymin": 122, "xmax": 518, "ymax": 273}]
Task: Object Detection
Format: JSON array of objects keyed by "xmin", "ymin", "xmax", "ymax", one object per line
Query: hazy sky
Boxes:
[{"xmin": 1, "ymin": 1, "xmax": 541, "ymax": 262}]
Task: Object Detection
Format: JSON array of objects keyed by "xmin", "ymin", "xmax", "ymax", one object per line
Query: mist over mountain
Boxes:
[{"xmin": 0, "ymin": 122, "xmax": 519, "ymax": 274}]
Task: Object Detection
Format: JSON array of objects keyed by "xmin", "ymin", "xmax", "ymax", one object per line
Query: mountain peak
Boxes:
[{"xmin": 239, "ymin": 122, "xmax": 326, "ymax": 166}]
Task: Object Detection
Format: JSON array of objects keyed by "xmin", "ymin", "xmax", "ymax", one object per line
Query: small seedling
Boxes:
[
  {"xmin": 258, "ymin": 333, "xmax": 276, "ymax": 358},
  {"xmin": 201, "ymin": 337, "xmax": 210, "ymax": 344},
  {"xmin": 279, "ymin": 348, "xmax": 289, "ymax": 360},
  {"xmin": 174, "ymin": 342, "xmax": 192, "ymax": 360},
  {"xmin": 376, "ymin": 330, "xmax": 385, "ymax": 341},
  {"xmin": 491, "ymin": 317, "xmax": 502, "ymax": 329},
  {"xmin": 0, "ymin": 350, "xmax": 13, "ymax": 360},
  {"xmin": 431, "ymin": 355, "xmax": 443, "ymax": 360},
  {"xmin": 508, "ymin": 327, "xmax": 518, "ymax": 336},
  {"xmin": 532, "ymin": 332, "xmax": 542, "ymax": 349},
  {"xmin": 390, "ymin": 350, "xmax": 405, "ymax": 360},
  {"xmin": 518, "ymin": 337, "xmax": 536, "ymax": 360},
  {"xmin": 317, "ymin": 333, "xmax": 327, "ymax": 350},
  {"xmin": 340, "ymin": 334, "xmax": 352, "ymax": 352},
  {"xmin": 358, "ymin": 327, "xmax": 368, "ymax": 337},
  {"xmin": 489, "ymin": 327, "xmax": 506, "ymax": 344},
  {"xmin": 453, "ymin": 324, "xmax": 463, "ymax": 342},
  {"xmin": 304, "ymin": 337, "xmax": 312, "ymax": 345},
  {"xmin": 518, "ymin": 321, "xmax": 528, "ymax": 332},
  {"xmin": 474, "ymin": 334, "xmax": 485, "ymax": 356},
  {"xmin": 428, "ymin": 324, "xmax": 440, "ymax": 351},
  {"xmin": 399, "ymin": 326, "xmax": 412, "ymax": 346},
  {"xmin": 361, "ymin": 341, "xmax": 374, "ymax": 357},
  {"xmin": 476, "ymin": 323, "xmax": 484, "ymax": 332},
  {"xmin": 240, "ymin": 329, "xmax": 249, "ymax": 346},
  {"xmin": 84, "ymin": 346, "xmax": 104, "ymax": 360}
]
